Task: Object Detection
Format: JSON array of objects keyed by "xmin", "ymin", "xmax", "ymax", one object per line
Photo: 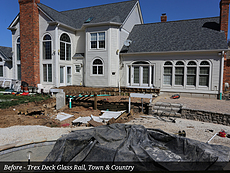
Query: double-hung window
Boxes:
[
  {"xmin": 187, "ymin": 61, "xmax": 197, "ymax": 86},
  {"xmin": 175, "ymin": 61, "xmax": 184, "ymax": 85},
  {"xmin": 43, "ymin": 64, "xmax": 52, "ymax": 82},
  {"xmin": 90, "ymin": 32, "xmax": 105, "ymax": 49},
  {"xmin": 163, "ymin": 61, "xmax": 172, "ymax": 85},
  {"xmin": 199, "ymin": 61, "xmax": 210, "ymax": 86}
]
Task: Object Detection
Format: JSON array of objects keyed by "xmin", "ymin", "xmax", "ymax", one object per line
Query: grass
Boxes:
[{"xmin": 0, "ymin": 93, "xmax": 50, "ymax": 109}]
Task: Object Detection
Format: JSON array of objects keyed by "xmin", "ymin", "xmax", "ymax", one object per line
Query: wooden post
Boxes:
[{"xmin": 94, "ymin": 94, "xmax": 97, "ymax": 110}]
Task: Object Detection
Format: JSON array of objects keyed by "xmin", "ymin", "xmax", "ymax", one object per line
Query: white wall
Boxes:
[{"xmin": 121, "ymin": 51, "xmax": 221, "ymax": 95}]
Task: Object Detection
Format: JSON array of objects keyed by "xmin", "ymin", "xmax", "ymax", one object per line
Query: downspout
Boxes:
[
  {"xmin": 220, "ymin": 51, "xmax": 225, "ymax": 100},
  {"xmin": 55, "ymin": 24, "xmax": 60, "ymax": 87}
]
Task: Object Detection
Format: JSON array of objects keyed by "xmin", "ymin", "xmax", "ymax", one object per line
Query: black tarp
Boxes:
[{"xmin": 44, "ymin": 124, "xmax": 230, "ymax": 171}]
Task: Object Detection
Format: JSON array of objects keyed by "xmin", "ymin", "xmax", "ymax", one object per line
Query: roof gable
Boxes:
[
  {"xmin": 0, "ymin": 46, "xmax": 12, "ymax": 61},
  {"xmin": 38, "ymin": 0, "xmax": 138, "ymax": 29},
  {"xmin": 121, "ymin": 17, "xmax": 228, "ymax": 53}
]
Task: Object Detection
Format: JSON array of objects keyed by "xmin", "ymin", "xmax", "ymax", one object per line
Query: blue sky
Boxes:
[{"xmin": 0, "ymin": 0, "xmax": 225, "ymax": 47}]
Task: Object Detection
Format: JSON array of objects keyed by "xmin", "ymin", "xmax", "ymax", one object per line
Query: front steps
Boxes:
[{"xmin": 152, "ymin": 102, "xmax": 183, "ymax": 117}]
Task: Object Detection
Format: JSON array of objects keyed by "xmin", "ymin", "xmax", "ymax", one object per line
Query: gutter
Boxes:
[
  {"xmin": 120, "ymin": 49, "xmax": 230, "ymax": 55},
  {"xmin": 48, "ymin": 21, "xmax": 77, "ymax": 31},
  {"xmin": 82, "ymin": 21, "xmax": 122, "ymax": 28}
]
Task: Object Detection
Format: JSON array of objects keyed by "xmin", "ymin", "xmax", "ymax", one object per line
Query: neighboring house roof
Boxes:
[
  {"xmin": 121, "ymin": 17, "xmax": 228, "ymax": 54},
  {"xmin": 0, "ymin": 46, "xmax": 12, "ymax": 61},
  {"xmin": 38, "ymin": 0, "xmax": 139, "ymax": 29}
]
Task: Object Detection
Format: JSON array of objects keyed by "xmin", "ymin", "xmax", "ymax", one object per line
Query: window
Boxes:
[
  {"xmin": 163, "ymin": 61, "xmax": 172, "ymax": 85},
  {"xmin": 187, "ymin": 61, "xmax": 196, "ymax": 86},
  {"xmin": 60, "ymin": 66, "xmax": 64, "ymax": 84},
  {"xmin": 17, "ymin": 65, "xmax": 21, "ymax": 80},
  {"xmin": 43, "ymin": 35, "xmax": 52, "ymax": 59},
  {"xmin": 60, "ymin": 33, "xmax": 71, "ymax": 60},
  {"xmin": 43, "ymin": 64, "xmax": 52, "ymax": 82},
  {"xmin": 16, "ymin": 37, "xmax": 21, "ymax": 61},
  {"xmin": 0, "ymin": 65, "xmax": 3, "ymax": 77},
  {"xmin": 199, "ymin": 61, "xmax": 209, "ymax": 86},
  {"xmin": 175, "ymin": 61, "xmax": 184, "ymax": 85},
  {"xmin": 67, "ymin": 67, "xmax": 72, "ymax": 84},
  {"xmin": 91, "ymin": 32, "xmax": 105, "ymax": 49},
  {"xmin": 92, "ymin": 59, "xmax": 103, "ymax": 75},
  {"xmin": 75, "ymin": 65, "xmax": 81, "ymax": 73}
]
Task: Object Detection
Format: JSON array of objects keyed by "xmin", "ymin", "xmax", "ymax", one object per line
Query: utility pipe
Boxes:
[{"xmin": 220, "ymin": 51, "xmax": 225, "ymax": 100}]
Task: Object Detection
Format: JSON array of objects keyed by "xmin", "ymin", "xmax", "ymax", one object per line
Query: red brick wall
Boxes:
[
  {"xmin": 220, "ymin": 0, "xmax": 230, "ymax": 40},
  {"xmin": 220, "ymin": 0, "xmax": 230, "ymax": 91},
  {"xmin": 19, "ymin": 0, "xmax": 40, "ymax": 87}
]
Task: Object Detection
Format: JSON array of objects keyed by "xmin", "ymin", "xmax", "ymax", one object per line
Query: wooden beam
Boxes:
[{"xmin": 94, "ymin": 94, "xmax": 97, "ymax": 110}]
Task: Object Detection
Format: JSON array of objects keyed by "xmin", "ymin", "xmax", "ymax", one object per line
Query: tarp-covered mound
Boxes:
[{"xmin": 44, "ymin": 124, "xmax": 230, "ymax": 171}]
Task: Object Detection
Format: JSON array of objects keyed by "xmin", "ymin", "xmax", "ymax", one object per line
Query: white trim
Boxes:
[
  {"xmin": 91, "ymin": 57, "xmax": 104, "ymax": 76},
  {"xmin": 120, "ymin": 49, "xmax": 229, "ymax": 55},
  {"xmin": 59, "ymin": 33, "xmax": 72, "ymax": 61}
]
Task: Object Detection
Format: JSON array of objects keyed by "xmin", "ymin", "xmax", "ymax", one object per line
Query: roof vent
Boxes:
[
  {"xmin": 124, "ymin": 40, "xmax": 132, "ymax": 47},
  {"xmin": 85, "ymin": 17, "xmax": 94, "ymax": 23}
]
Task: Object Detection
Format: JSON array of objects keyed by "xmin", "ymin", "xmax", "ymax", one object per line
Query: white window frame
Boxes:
[
  {"xmin": 60, "ymin": 33, "xmax": 71, "ymax": 61},
  {"xmin": 90, "ymin": 32, "xmax": 105, "ymax": 49},
  {"xmin": 91, "ymin": 58, "xmax": 104, "ymax": 76},
  {"xmin": 75, "ymin": 64, "xmax": 81, "ymax": 73},
  {"xmin": 0, "ymin": 64, "xmax": 3, "ymax": 77},
  {"xmin": 175, "ymin": 61, "xmax": 185, "ymax": 86},
  {"xmin": 199, "ymin": 61, "xmax": 210, "ymax": 87},
  {"xmin": 127, "ymin": 61, "xmax": 154, "ymax": 87},
  {"xmin": 42, "ymin": 34, "xmax": 52, "ymax": 60},
  {"xmin": 163, "ymin": 61, "xmax": 173, "ymax": 86},
  {"xmin": 186, "ymin": 61, "xmax": 197, "ymax": 87},
  {"xmin": 43, "ymin": 64, "xmax": 52, "ymax": 83},
  {"xmin": 66, "ymin": 66, "xmax": 72, "ymax": 85}
]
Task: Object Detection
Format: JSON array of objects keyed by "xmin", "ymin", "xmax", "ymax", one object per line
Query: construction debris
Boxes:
[
  {"xmin": 55, "ymin": 112, "xmax": 74, "ymax": 121},
  {"xmin": 99, "ymin": 110, "xmax": 126, "ymax": 121}
]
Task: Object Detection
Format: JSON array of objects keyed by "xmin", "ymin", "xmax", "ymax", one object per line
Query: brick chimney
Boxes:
[
  {"xmin": 161, "ymin": 13, "xmax": 167, "ymax": 22},
  {"xmin": 18, "ymin": 0, "xmax": 40, "ymax": 87},
  {"xmin": 220, "ymin": 0, "xmax": 230, "ymax": 40}
]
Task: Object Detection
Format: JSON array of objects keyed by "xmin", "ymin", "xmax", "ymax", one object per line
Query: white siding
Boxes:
[
  {"xmin": 120, "ymin": 5, "xmax": 142, "ymax": 48},
  {"xmin": 84, "ymin": 26, "xmax": 109, "ymax": 87},
  {"xmin": 121, "ymin": 52, "xmax": 221, "ymax": 95}
]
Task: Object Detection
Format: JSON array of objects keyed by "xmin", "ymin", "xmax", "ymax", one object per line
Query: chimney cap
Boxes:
[{"xmin": 162, "ymin": 13, "xmax": 166, "ymax": 16}]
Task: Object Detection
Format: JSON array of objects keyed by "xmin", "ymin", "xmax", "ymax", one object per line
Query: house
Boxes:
[
  {"xmin": 120, "ymin": 16, "xmax": 228, "ymax": 98},
  {"xmin": 0, "ymin": 46, "xmax": 12, "ymax": 80},
  {"xmin": 5, "ymin": 0, "xmax": 230, "ymax": 98}
]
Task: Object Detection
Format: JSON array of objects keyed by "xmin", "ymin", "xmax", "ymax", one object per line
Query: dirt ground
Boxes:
[{"xmin": 0, "ymin": 95, "xmax": 148, "ymax": 128}]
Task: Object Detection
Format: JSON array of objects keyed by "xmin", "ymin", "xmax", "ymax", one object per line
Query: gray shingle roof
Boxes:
[
  {"xmin": 38, "ymin": 0, "xmax": 138, "ymax": 29},
  {"xmin": 121, "ymin": 17, "xmax": 228, "ymax": 53},
  {"xmin": 0, "ymin": 46, "xmax": 12, "ymax": 60}
]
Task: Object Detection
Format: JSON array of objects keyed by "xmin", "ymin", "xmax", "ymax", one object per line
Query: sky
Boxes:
[{"xmin": 0, "ymin": 0, "xmax": 226, "ymax": 47}]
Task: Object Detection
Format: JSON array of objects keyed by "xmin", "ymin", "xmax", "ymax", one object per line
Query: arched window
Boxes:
[
  {"xmin": 175, "ymin": 61, "xmax": 184, "ymax": 85},
  {"xmin": 43, "ymin": 34, "xmax": 52, "ymax": 59},
  {"xmin": 16, "ymin": 37, "xmax": 20, "ymax": 61},
  {"xmin": 60, "ymin": 33, "xmax": 71, "ymax": 60},
  {"xmin": 199, "ymin": 61, "xmax": 210, "ymax": 86},
  {"xmin": 187, "ymin": 61, "xmax": 197, "ymax": 86},
  {"xmin": 92, "ymin": 59, "xmax": 103, "ymax": 75},
  {"xmin": 163, "ymin": 61, "xmax": 172, "ymax": 85}
]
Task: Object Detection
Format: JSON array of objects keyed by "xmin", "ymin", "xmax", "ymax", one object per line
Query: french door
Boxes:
[
  {"xmin": 60, "ymin": 66, "xmax": 72, "ymax": 86},
  {"xmin": 128, "ymin": 64, "xmax": 154, "ymax": 87}
]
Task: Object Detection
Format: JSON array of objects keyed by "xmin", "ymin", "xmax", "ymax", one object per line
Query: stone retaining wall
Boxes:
[{"xmin": 181, "ymin": 107, "xmax": 230, "ymax": 126}]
